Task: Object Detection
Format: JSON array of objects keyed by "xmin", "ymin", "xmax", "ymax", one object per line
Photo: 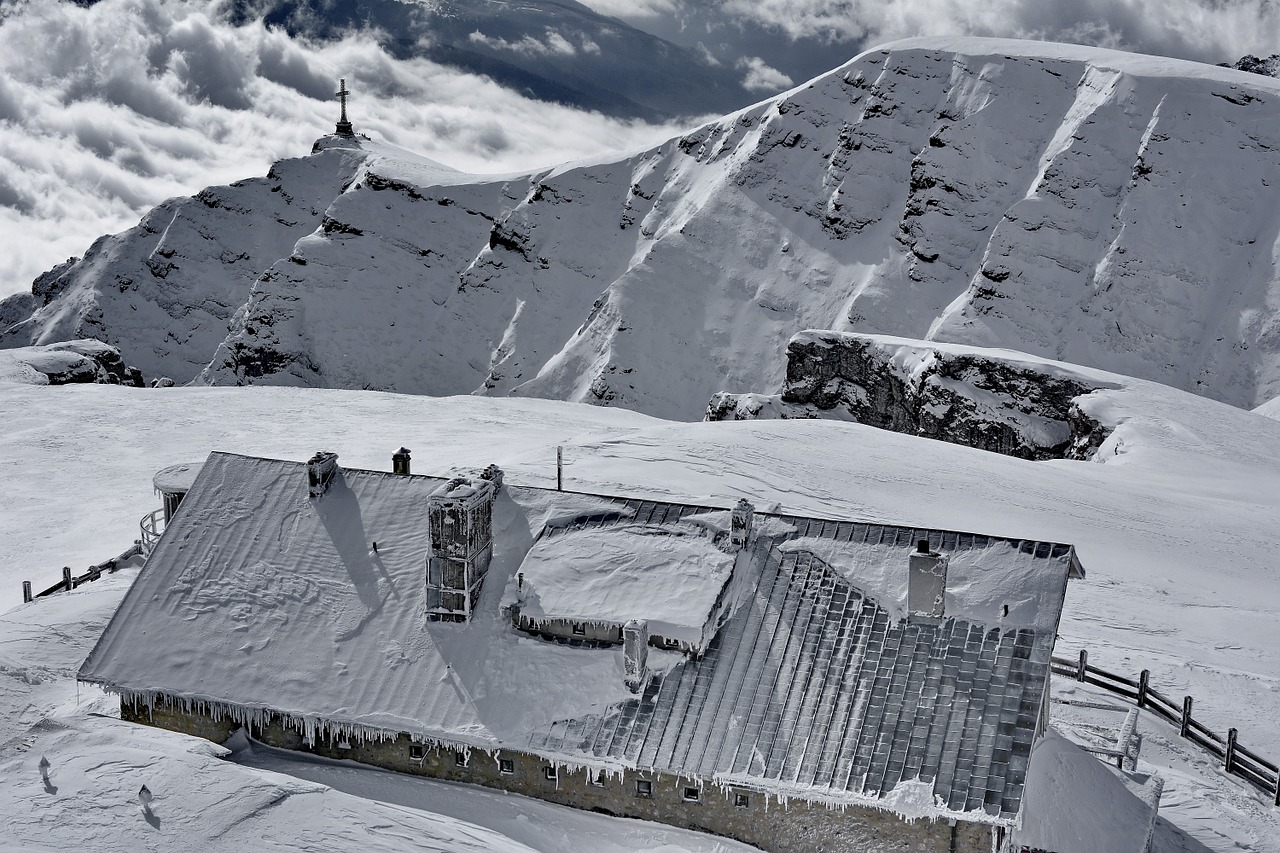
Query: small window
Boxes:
[
  {"xmin": 499, "ymin": 758, "xmax": 514, "ymax": 775},
  {"xmin": 454, "ymin": 751, "xmax": 467, "ymax": 766},
  {"xmin": 590, "ymin": 770, "xmax": 606, "ymax": 787},
  {"xmin": 734, "ymin": 792, "xmax": 750, "ymax": 809},
  {"xmin": 683, "ymin": 786, "xmax": 700, "ymax": 802},
  {"xmin": 543, "ymin": 765, "xmax": 558, "ymax": 781},
  {"xmin": 635, "ymin": 779, "xmax": 652, "ymax": 798},
  {"xmin": 572, "ymin": 622, "xmax": 586, "ymax": 636},
  {"xmin": 409, "ymin": 744, "xmax": 426, "ymax": 760}
]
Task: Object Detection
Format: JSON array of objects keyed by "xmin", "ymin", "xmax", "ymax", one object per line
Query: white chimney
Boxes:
[
  {"xmin": 623, "ymin": 619, "xmax": 649, "ymax": 692},
  {"xmin": 730, "ymin": 499, "xmax": 754, "ymax": 550},
  {"xmin": 307, "ymin": 452, "xmax": 339, "ymax": 497},
  {"xmin": 908, "ymin": 538, "xmax": 948, "ymax": 619}
]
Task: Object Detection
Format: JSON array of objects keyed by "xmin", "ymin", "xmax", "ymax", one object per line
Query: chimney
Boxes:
[
  {"xmin": 623, "ymin": 619, "xmax": 649, "ymax": 692},
  {"xmin": 730, "ymin": 498, "xmax": 754, "ymax": 550},
  {"xmin": 392, "ymin": 447, "xmax": 412, "ymax": 475},
  {"xmin": 908, "ymin": 538, "xmax": 948, "ymax": 619},
  {"xmin": 425, "ymin": 471, "xmax": 499, "ymax": 622},
  {"xmin": 307, "ymin": 451, "xmax": 339, "ymax": 497},
  {"xmin": 480, "ymin": 463, "xmax": 504, "ymax": 492}
]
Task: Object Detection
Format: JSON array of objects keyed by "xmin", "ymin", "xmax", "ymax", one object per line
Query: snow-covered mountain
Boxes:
[{"xmin": 8, "ymin": 36, "xmax": 1280, "ymax": 417}]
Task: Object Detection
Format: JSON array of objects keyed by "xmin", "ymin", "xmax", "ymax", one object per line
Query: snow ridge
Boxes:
[{"xmin": 8, "ymin": 38, "xmax": 1280, "ymax": 415}]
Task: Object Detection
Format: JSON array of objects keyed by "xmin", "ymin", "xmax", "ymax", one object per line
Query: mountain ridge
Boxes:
[{"xmin": 7, "ymin": 36, "xmax": 1280, "ymax": 417}]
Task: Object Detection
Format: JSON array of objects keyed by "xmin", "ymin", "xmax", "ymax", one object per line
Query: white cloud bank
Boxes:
[
  {"xmin": 0, "ymin": 0, "xmax": 695, "ymax": 300},
  {"xmin": 737, "ymin": 57, "xmax": 795, "ymax": 92},
  {"xmin": 718, "ymin": 0, "xmax": 1280, "ymax": 62}
]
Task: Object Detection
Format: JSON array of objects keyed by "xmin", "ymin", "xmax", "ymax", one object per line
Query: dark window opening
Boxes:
[
  {"xmin": 454, "ymin": 751, "xmax": 467, "ymax": 766},
  {"xmin": 683, "ymin": 786, "xmax": 700, "ymax": 802},
  {"xmin": 572, "ymin": 623, "xmax": 586, "ymax": 636},
  {"xmin": 590, "ymin": 770, "xmax": 606, "ymax": 787},
  {"xmin": 543, "ymin": 765, "xmax": 558, "ymax": 781},
  {"xmin": 409, "ymin": 744, "xmax": 426, "ymax": 760},
  {"xmin": 734, "ymin": 792, "xmax": 750, "ymax": 809},
  {"xmin": 499, "ymin": 758, "xmax": 514, "ymax": 775},
  {"xmin": 636, "ymin": 779, "xmax": 652, "ymax": 798}
]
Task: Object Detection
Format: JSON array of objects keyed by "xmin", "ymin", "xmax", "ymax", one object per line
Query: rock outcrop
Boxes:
[
  {"xmin": 0, "ymin": 340, "xmax": 145, "ymax": 387},
  {"xmin": 707, "ymin": 332, "xmax": 1113, "ymax": 461}
]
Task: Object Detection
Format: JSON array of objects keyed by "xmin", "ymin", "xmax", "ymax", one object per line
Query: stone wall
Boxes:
[{"xmin": 123, "ymin": 697, "xmax": 998, "ymax": 853}]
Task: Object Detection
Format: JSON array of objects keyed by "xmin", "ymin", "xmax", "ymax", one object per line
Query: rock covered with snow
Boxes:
[
  {"xmin": 0, "ymin": 340, "xmax": 144, "ymax": 387},
  {"xmin": 708, "ymin": 331, "xmax": 1115, "ymax": 461},
  {"xmin": 0, "ymin": 141, "xmax": 379, "ymax": 384}
]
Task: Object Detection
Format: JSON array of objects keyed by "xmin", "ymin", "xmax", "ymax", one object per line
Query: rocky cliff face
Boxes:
[
  {"xmin": 8, "ymin": 38, "xmax": 1280, "ymax": 417},
  {"xmin": 707, "ymin": 332, "xmax": 1113, "ymax": 461},
  {"xmin": 0, "ymin": 144, "xmax": 372, "ymax": 384}
]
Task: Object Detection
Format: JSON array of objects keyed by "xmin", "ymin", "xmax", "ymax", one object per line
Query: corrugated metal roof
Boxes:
[{"xmin": 79, "ymin": 451, "xmax": 1073, "ymax": 823}]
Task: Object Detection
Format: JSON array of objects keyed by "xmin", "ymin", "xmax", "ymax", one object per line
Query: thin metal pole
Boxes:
[{"xmin": 557, "ymin": 446, "xmax": 563, "ymax": 491}]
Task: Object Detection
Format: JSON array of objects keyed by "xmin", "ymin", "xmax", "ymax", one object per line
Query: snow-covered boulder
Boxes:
[
  {"xmin": 0, "ymin": 340, "xmax": 144, "ymax": 387},
  {"xmin": 708, "ymin": 332, "xmax": 1115, "ymax": 461}
]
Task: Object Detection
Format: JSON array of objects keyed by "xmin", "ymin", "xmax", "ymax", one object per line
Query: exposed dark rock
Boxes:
[
  {"xmin": 708, "ymin": 332, "xmax": 1111, "ymax": 461},
  {"xmin": 7, "ymin": 340, "xmax": 146, "ymax": 387}
]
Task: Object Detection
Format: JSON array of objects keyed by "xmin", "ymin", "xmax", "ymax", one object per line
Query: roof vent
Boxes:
[
  {"xmin": 392, "ymin": 447, "xmax": 411, "ymax": 475},
  {"xmin": 908, "ymin": 539, "xmax": 948, "ymax": 620},
  {"xmin": 307, "ymin": 452, "xmax": 339, "ymax": 498}
]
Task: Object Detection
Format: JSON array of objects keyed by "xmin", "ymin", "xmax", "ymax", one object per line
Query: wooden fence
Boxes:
[
  {"xmin": 20, "ymin": 542, "xmax": 143, "ymax": 604},
  {"xmin": 1052, "ymin": 650, "xmax": 1280, "ymax": 806}
]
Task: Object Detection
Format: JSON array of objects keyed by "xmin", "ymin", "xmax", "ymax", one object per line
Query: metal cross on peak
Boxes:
[{"xmin": 334, "ymin": 78, "xmax": 355, "ymax": 138}]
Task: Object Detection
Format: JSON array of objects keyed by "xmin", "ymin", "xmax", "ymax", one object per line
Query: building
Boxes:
[{"xmin": 79, "ymin": 450, "xmax": 1082, "ymax": 853}]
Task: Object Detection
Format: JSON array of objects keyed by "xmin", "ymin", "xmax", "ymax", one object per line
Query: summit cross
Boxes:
[{"xmin": 334, "ymin": 78, "xmax": 355, "ymax": 138}]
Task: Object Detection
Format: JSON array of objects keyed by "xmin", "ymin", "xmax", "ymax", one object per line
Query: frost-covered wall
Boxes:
[
  {"xmin": 708, "ymin": 332, "xmax": 1112, "ymax": 461},
  {"xmin": 123, "ymin": 697, "xmax": 996, "ymax": 853}
]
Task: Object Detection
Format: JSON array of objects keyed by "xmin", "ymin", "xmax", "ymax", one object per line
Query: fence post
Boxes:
[
  {"xmin": 62, "ymin": 566, "xmax": 73, "ymax": 592},
  {"xmin": 22, "ymin": 581, "xmax": 32, "ymax": 603},
  {"xmin": 1137, "ymin": 670, "xmax": 1149, "ymax": 707},
  {"xmin": 1180, "ymin": 696, "xmax": 1193, "ymax": 737},
  {"xmin": 1076, "ymin": 649, "xmax": 1088, "ymax": 682},
  {"xmin": 556, "ymin": 446, "xmax": 563, "ymax": 492},
  {"xmin": 1225, "ymin": 728, "xmax": 1238, "ymax": 774}
]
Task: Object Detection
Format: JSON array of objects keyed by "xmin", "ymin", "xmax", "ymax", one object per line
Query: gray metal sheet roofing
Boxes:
[{"xmin": 79, "ymin": 452, "xmax": 1074, "ymax": 824}]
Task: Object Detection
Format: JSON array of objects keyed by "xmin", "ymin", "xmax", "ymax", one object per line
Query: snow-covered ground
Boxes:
[{"xmin": 2, "ymin": 363, "xmax": 1280, "ymax": 849}]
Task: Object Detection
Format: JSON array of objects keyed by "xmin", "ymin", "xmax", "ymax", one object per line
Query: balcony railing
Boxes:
[{"xmin": 139, "ymin": 508, "xmax": 166, "ymax": 557}]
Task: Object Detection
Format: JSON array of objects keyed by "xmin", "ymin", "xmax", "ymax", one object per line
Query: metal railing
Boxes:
[{"xmin": 139, "ymin": 508, "xmax": 166, "ymax": 557}]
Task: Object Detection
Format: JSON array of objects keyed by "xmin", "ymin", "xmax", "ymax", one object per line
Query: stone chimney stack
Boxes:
[
  {"xmin": 730, "ymin": 498, "xmax": 754, "ymax": 550},
  {"xmin": 424, "ymin": 470, "xmax": 500, "ymax": 622},
  {"xmin": 307, "ymin": 452, "xmax": 339, "ymax": 498},
  {"xmin": 623, "ymin": 619, "xmax": 649, "ymax": 692},
  {"xmin": 908, "ymin": 538, "xmax": 948, "ymax": 619},
  {"xmin": 392, "ymin": 447, "xmax": 412, "ymax": 475}
]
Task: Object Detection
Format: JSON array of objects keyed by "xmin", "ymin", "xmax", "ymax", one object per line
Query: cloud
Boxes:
[
  {"xmin": 0, "ymin": 0, "xmax": 695, "ymax": 300},
  {"xmin": 575, "ymin": 0, "xmax": 680, "ymax": 23},
  {"xmin": 468, "ymin": 28, "xmax": 579, "ymax": 57},
  {"xmin": 717, "ymin": 0, "xmax": 1280, "ymax": 64},
  {"xmin": 737, "ymin": 56, "xmax": 795, "ymax": 92}
]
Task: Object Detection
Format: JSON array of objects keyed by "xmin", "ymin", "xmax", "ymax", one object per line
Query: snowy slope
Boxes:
[{"xmin": 11, "ymin": 38, "xmax": 1280, "ymax": 412}]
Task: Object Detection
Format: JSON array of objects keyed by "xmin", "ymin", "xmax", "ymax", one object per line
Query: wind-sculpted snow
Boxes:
[{"xmin": 12, "ymin": 37, "xmax": 1280, "ymax": 414}]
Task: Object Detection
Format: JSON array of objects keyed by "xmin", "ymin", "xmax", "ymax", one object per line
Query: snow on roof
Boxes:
[
  {"xmin": 507, "ymin": 523, "xmax": 737, "ymax": 646},
  {"xmin": 152, "ymin": 461, "xmax": 204, "ymax": 494},
  {"xmin": 79, "ymin": 451, "xmax": 1076, "ymax": 821}
]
